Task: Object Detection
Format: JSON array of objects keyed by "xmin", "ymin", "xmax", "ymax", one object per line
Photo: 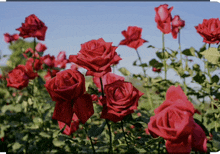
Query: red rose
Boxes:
[
  {"xmin": 93, "ymin": 72, "xmax": 125, "ymax": 92},
  {"xmin": 152, "ymin": 67, "xmax": 161, "ymax": 72},
  {"xmin": 58, "ymin": 113, "xmax": 80, "ymax": 136},
  {"xmin": 119, "ymin": 26, "xmax": 148, "ymax": 50},
  {"xmin": 148, "ymin": 86, "xmax": 207, "ymax": 154},
  {"xmin": 6, "ymin": 65, "xmax": 29, "ymax": 89},
  {"xmin": 35, "ymin": 42, "xmax": 47, "ymax": 52},
  {"xmin": 100, "ymin": 80, "xmax": 144, "ymax": 123},
  {"xmin": 24, "ymin": 59, "xmax": 39, "ymax": 80},
  {"xmin": 42, "ymin": 54, "xmax": 55, "ymax": 68},
  {"xmin": 91, "ymin": 94, "xmax": 98, "ymax": 102},
  {"xmin": 16, "ymin": 14, "xmax": 47, "ymax": 41},
  {"xmin": 4, "ymin": 33, "xmax": 19, "ymax": 43},
  {"xmin": 195, "ymin": 18, "xmax": 220, "ymax": 44},
  {"xmin": 55, "ymin": 51, "xmax": 69, "ymax": 69},
  {"xmin": 44, "ymin": 69, "xmax": 60, "ymax": 82},
  {"xmin": 155, "ymin": 4, "xmax": 173, "ymax": 34},
  {"xmin": 171, "ymin": 15, "xmax": 185, "ymax": 39},
  {"xmin": 44, "ymin": 69, "xmax": 86, "ymax": 125},
  {"xmin": 69, "ymin": 38, "xmax": 122, "ymax": 77},
  {"xmin": 26, "ymin": 58, "xmax": 43, "ymax": 71}
]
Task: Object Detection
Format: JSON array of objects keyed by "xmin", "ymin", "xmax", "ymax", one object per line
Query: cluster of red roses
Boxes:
[
  {"xmin": 155, "ymin": 4, "xmax": 185, "ymax": 39},
  {"xmin": 5, "ymin": 14, "xmax": 70, "ymax": 90},
  {"xmin": 147, "ymin": 86, "xmax": 207, "ymax": 154}
]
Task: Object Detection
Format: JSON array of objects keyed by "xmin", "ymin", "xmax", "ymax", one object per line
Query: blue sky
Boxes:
[{"xmin": 0, "ymin": 2, "xmax": 220, "ymax": 89}]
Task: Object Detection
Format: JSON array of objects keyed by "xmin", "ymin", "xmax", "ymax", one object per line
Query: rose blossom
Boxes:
[
  {"xmin": 147, "ymin": 86, "xmax": 207, "ymax": 154},
  {"xmin": 100, "ymin": 80, "xmax": 144, "ymax": 123},
  {"xmin": 195, "ymin": 18, "xmax": 220, "ymax": 44},
  {"xmin": 41, "ymin": 54, "xmax": 55, "ymax": 68},
  {"xmin": 16, "ymin": 14, "xmax": 47, "ymax": 41},
  {"xmin": 155, "ymin": 4, "xmax": 173, "ymax": 34},
  {"xmin": 93, "ymin": 72, "xmax": 125, "ymax": 92},
  {"xmin": 4, "ymin": 33, "xmax": 19, "ymax": 43},
  {"xmin": 69, "ymin": 38, "xmax": 121, "ymax": 77},
  {"xmin": 171, "ymin": 15, "xmax": 185, "ymax": 39},
  {"xmin": 35, "ymin": 42, "xmax": 47, "ymax": 52},
  {"xmin": 119, "ymin": 26, "xmax": 148, "ymax": 50},
  {"xmin": 55, "ymin": 51, "xmax": 69, "ymax": 69},
  {"xmin": 6, "ymin": 65, "xmax": 29, "ymax": 89}
]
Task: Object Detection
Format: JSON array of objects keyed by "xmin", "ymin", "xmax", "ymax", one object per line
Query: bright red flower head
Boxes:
[
  {"xmin": 100, "ymin": 80, "xmax": 144, "ymax": 123},
  {"xmin": 55, "ymin": 51, "xmax": 69, "ymax": 69},
  {"xmin": 155, "ymin": 4, "xmax": 173, "ymax": 34},
  {"xmin": 41, "ymin": 54, "xmax": 55, "ymax": 68},
  {"xmin": 6, "ymin": 65, "xmax": 29, "ymax": 90},
  {"xmin": 195, "ymin": 18, "xmax": 220, "ymax": 44},
  {"xmin": 23, "ymin": 48, "xmax": 40, "ymax": 59},
  {"xmin": 172, "ymin": 15, "xmax": 185, "ymax": 39},
  {"xmin": 69, "ymin": 38, "xmax": 122, "ymax": 77},
  {"xmin": 35, "ymin": 42, "xmax": 47, "ymax": 52},
  {"xmin": 4, "ymin": 33, "xmax": 19, "ymax": 43},
  {"xmin": 16, "ymin": 14, "xmax": 47, "ymax": 41},
  {"xmin": 119, "ymin": 26, "xmax": 148, "ymax": 50},
  {"xmin": 152, "ymin": 67, "xmax": 161, "ymax": 73}
]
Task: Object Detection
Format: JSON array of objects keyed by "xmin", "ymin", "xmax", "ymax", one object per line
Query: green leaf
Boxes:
[
  {"xmin": 193, "ymin": 73, "xmax": 206, "ymax": 84},
  {"xmin": 156, "ymin": 51, "xmax": 170, "ymax": 59},
  {"xmin": 53, "ymin": 139, "xmax": 65, "ymax": 147},
  {"xmin": 149, "ymin": 59, "xmax": 163, "ymax": 68},
  {"xmin": 139, "ymin": 63, "xmax": 148, "ymax": 67},
  {"xmin": 38, "ymin": 76, "xmax": 46, "ymax": 86},
  {"xmin": 118, "ymin": 67, "xmax": 130, "ymax": 76},
  {"xmin": 193, "ymin": 64, "xmax": 200, "ymax": 72},
  {"xmin": 133, "ymin": 60, "xmax": 138, "ymax": 66},
  {"xmin": 212, "ymin": 75, "xmax": 219, "ymax": 83},
  {"xmin": 200, "ymin": 47, "xmax": 220, "ymax": 64},
  {"xmin": 182, "ymin": 47, "xmax": 196, "ymax": 56},
  {"xmin": 39, "ymin": 132, "xmax": 51, "ymax": 138},
  {"xmin": 12, "ymin": 142, "xmax": 22, "ymax": 151},
  {"xmin": 88, "ymin": 121, "xmax": 106, "ymax": 137},
  {"xmin": 147, "ymin": 45, "xmax": 155, "ymax": 48}
]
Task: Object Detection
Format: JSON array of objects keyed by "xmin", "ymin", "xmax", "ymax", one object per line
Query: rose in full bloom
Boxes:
[
  {"xmin": 171, "ymin": 15, "xmax": 185, "ymax": 39},
  {"xmin": 44, "ymin": 69, "xmax": 86, "ymax": 125},
  {"xmin": 58, "ymin": 113, "xmax": 80, "ymax": 136},
  {"xmin": 41, "ymin": 54, "xmax": 55, "ymax": 68},
  {"xmin": 6, "ymin": 65, "xmax": 29, "ymax": 89},
  {"xmin": 4, "ymin": 33, "xmax": 19, "ymax": 43},
  {"xmin": 147, "ymin": 86, "xmax": 207, "ymax": 154},
  {"xmin": 55, "ymin": 51, "xmax": 69, "ymax": 69},
  {"xmin": 100, "ymin": 80, "xmax": 144, "ymax": 123},
  {"xmin": 93, "ymin": 72, "xmax": 125, "ymax": 92},
  {"xmin": 155, "ymin": 4, "xmax": 173, "ymax": 34},
  {"xmin": 69, "ymin": 38, "xmax": 122, "ymax": 77},
  {"xmin": 195, "ymin": 18, "xmax": 220, "ymax": 44},
  {"xmin": 119, "ymin": 26, "xmax": 148, "ymax": 50},
  {"xmin": 16, "ymin": 14, "xmax": 47, "ymax": 41},
  {"xmin": 35, "ymin": 42, "xmax": 47, "ymax": 52}
]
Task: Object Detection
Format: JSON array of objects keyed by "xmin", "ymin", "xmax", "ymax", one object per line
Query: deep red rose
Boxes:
[
  {"xmin": 195, "ymin": 18, "xmax": 220, "ymax": 44},
  {"xmin": 100, "ymin": 80, "xmax": 144, "ymax": 123},
  {"xmin": 26, "ymin": 58, "xmax": 43, "ymax": 71},
  {"xmin": 0, "ymin": 74, "xmax": 2, "ymax": 80},
  {"xmin": 6, "ymin": 65, "xmax": 29, "ymax": 89},
  {"xmin": 148, "ymin": 86, "xmax": 207, "ymax": 154},
  {"xmin": 35, "ymin": 42, "xmax": 47, "ymax": 52},
  {"xmin": 44, "ymin": 69, "xmax": 86, "ymax": 125},
  {"xmin": 4, "ymin": 33, "xmax": 19, "ymax": 43},
  {"xmin": 171, "ymin": 15, "xmax": 185, "ymax": 39},
  {"xmin": 152, "ymin": 67, "xmax": 161, "ymax": 72},
  {"xmin": 58, "ymin": 113, "xmax": 80, "ymax": 136},
  {"xmin": 55, "ymin": 51, "xmax": 69, "ymax": 69},
  {"xmin": 16, "ymin": 14, "xmax": 47, "ymax": 41},
  {"xmin": 24, "ymin": 59, "xmax": 39, "ymax": 80},
  {"xmin": 91, "ymin": 94, "xmax": 98, "ymax": 102},
  {"xmin": 93, "ymin": 72, "xmax": 125, "ymax": 92},
  {"xmin": 155, "ymin": 4, "xmax": 173, "ymax": 34},
  {"xmin": 119, "ymin": 26, "xmax": 148, "ymax": 50},
  {"xmin": 42, "ymin": 54, "xmax": 55, "ymax": 68},
  {"xmin": 69, "ymin": 38, "xmax": 122, "ymax": 77}
]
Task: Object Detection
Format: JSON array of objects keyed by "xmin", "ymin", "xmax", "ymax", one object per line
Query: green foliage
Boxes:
[{"xmin": 200, "ymin": 47, "xmax": 220, "ymax": 64}]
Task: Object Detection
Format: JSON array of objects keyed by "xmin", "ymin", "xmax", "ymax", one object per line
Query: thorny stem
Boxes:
[
  {"xmin": 162, "ymin": 33, "xmax": 167, "ymax": 80},
  {"xmin": 84, "ymin": 124, "xmax": 96, "ymax": 154},
  {"xmin": 121, "ymin": 120, "xmax": 129, "ymax": 150}
]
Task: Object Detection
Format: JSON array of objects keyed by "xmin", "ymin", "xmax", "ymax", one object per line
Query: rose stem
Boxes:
[
  {"xmin": 84, "ymin": 123, "xmax": 96, "ymax": 154},
  {"xmin": 135, "ymin": 49, "xmax": 146, "ymax": 78},
  {"xmin": 100, "ymin": 77, "xmax": 113, "ymax": 153},
  {"xmin": 121, "ymin": 120, "xmax": 129, "ymax": 150},
  {"xmin": 136, "ymin": 49, "xmax": 153, "ymax": 109},
  {"xmin": 162, "ymin": 33, "xmax": 167, "ymax": 80},
  {"xmin": 178, "ymin": 31, "xmax": 187, "ymax": 95}
]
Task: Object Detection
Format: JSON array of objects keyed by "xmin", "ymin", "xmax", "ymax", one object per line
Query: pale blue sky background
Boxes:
[{"xmin": 0, "ymin": 2, "xmax": 220, "ymax": 90}]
